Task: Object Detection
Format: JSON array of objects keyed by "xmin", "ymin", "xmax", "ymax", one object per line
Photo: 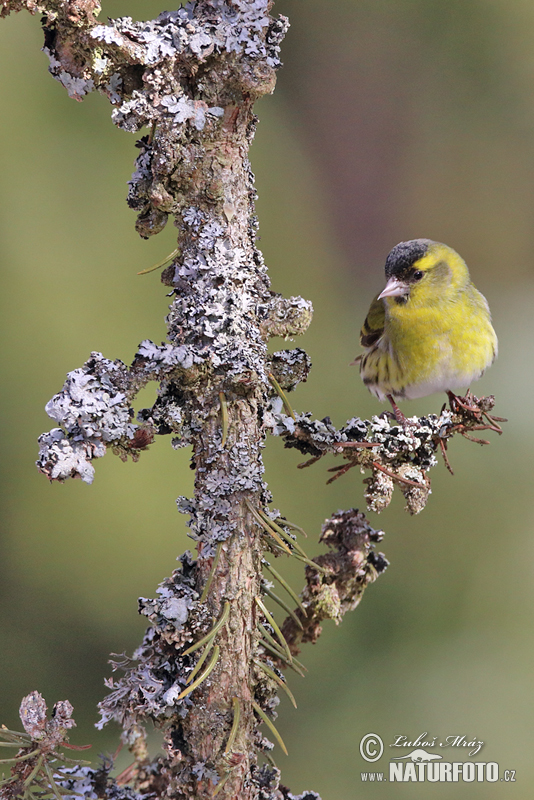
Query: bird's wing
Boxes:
[{"xmin": 360, "ymin": 295, "xmax": 385, "ymax": 348}]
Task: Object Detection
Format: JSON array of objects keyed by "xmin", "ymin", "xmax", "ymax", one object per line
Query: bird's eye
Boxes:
[{"xmin": 413, "ymin": 270, "xmax": 424, "ymax": 281}]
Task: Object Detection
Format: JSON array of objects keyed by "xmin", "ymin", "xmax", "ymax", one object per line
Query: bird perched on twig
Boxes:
[{"xmin": 356, "ymin": 239, "xmax": 497, "ymax": 422}]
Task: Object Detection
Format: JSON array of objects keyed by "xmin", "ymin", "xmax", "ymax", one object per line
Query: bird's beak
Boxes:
[{"xmin": 378, "ymin": 277, "xmax": 410, "ymax": 300}]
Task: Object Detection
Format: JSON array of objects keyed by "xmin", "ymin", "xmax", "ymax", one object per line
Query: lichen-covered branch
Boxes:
[
  {"xmin": 276, "ymin": 510, "xmax": 388, "ymax": 654},
  {"xmin": 16, "ymin": 1, "xmax": 321, "ymax": 797},
  {"xmin": 266, "ymin": 390, "xmax": 504, "ymax": 515}
]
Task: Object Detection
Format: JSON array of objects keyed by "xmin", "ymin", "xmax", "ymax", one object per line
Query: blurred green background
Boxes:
[{"xmin": 1, "ymin": 1, "xmax": 533, "ymax": 797}]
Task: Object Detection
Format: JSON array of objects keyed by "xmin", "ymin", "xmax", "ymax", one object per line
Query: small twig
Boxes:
[
  {"xmin": 460, "ymin": 432, "xmax": 491, "ymax": 445},
  {"xmin": 251, "ymin": 701, "xmax": 289, "ymax": 756},
  {"xmin": 223, "ymin": 697, "xmax": 241, "ymax": 756},
  {"xmin": 268, "ymin": 373, "xmax": 295, "ymax": 420},
  {"xmin": 219, "ymin": 392, "xmax": 229, "ymax": 448},
  {"xmin": 182, "ymin": 601, "xmax": 230, "ymax": 656},
  {"xmin": 61, "ymin": 743, "xmax": 92, "ymax": 751},
  {"xmin": 448, "ymin": 391, "xmax": 506, "ymax": 435},
  {"xmin": 484, "ymin": 412, "xmax": 507, "ymax": 423},
  {"xmin": 115, "ymin": 762, "xmax": 140, "ymax": 786},
  {"xmin": 371, "ymin": 461, "xmax": 423, "ymax": 488},
  {"xmin": 461, "ymin": 422, "xmax": 502, "ymax": 434},
  {"xmin": 439, "ymin": 438, "xmax": 454, "ymax": 475},
  {"xmin": 326, "ymin": 459, "xmax": 358, "ymax": 484},
  {"xmin": 177, "ymin": 645, "xmax": 220, "ymax": 700},
  {"xmin": 297, "ymin": 455, "xmax": 322, "ymax": 469},
  {"xmin": 137, "ymin": 247, "xmax": 180, "ymax": 275},
  {"xmin": 447, "ymin": 390, "xmax": 480, "ymax": 415}
]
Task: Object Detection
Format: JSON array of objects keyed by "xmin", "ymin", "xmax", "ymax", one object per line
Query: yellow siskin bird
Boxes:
[{"xmin": 357, "ymin": 239, "xmax": 497, "ymax": 419}]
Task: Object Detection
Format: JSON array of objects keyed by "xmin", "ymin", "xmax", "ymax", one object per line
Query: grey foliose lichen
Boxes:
[
  {"xmin": 88, "ymin": 1, "xmax": 288, "ymax": 138},
  {"xmin": 176, "ymin": 452, "xmax": 270, "ymax": 552},
  {"xmin": 97, "ymin": 553, "xmax": 209, "ymax": 731},
  {"xmin": 135, "ymin": 338, "xmax": 201, "ymax": 374},
  {"xmin": 36, "ymin": 339, "xmax": 207, "ymax": 483},
  {"xmin": 91, "ymin": 2, "xmax": 287, "ymax": 73},
  {"xmin": 36, "ymin": 429, "xmax": 106, "ymax": 484},
  {"xmin": 249, "ymin": 764, "xmax": 323, "ymax": 800},
  {"xmin": 267, "ymin": 403, "xmax": 448, "ymax": 467},
  {"xmin": 36, "ymin": 354, "xmax": 136, "ymax": 484},
  {"xmin": 44, "ymin": 46, "xmax": 95, "ymax": 100},
  {"xmin": 166, "ymin": 207, "xmax": 271, "ymax": 376},
  {"xmin": 58, "ymin": 763, "xmax": 144, "ymax": 800}
]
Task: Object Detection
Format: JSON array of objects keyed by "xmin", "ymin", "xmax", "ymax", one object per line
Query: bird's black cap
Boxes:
[{"xmin": 384, "ymin": 239, "xmax": 433, "ymax": 279}]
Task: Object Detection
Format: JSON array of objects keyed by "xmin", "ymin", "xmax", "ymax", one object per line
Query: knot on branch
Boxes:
[
  {"xmin": 268, "ymin": 348, "xmax": 311, "ymax": 390},
  {"xmin": 280, "ymin": 509, "xmax": 387, "ymax": 652},
  {"xmin": 259, "ymin": 295, "xmax": 313, "ymax": 340}
]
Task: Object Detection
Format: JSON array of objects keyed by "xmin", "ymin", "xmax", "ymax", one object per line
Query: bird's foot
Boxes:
[
  {"xmin": 386, "ymin": 394, "xmax": 412, "ymax": 426},
  {"xmin": 386, "ymin": 394, "xmax": 420, "ymax": 447}
]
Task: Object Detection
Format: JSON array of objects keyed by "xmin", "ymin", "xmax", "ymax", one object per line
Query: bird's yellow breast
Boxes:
[{"xmin": 361, "ymin": 283, "xmax": 497, "ymax": 400}]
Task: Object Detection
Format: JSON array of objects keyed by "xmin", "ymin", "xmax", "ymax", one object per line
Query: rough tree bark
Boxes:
[{"xmin": 0, "ymin": 2, "xmax": 504, "ymax": 799}]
